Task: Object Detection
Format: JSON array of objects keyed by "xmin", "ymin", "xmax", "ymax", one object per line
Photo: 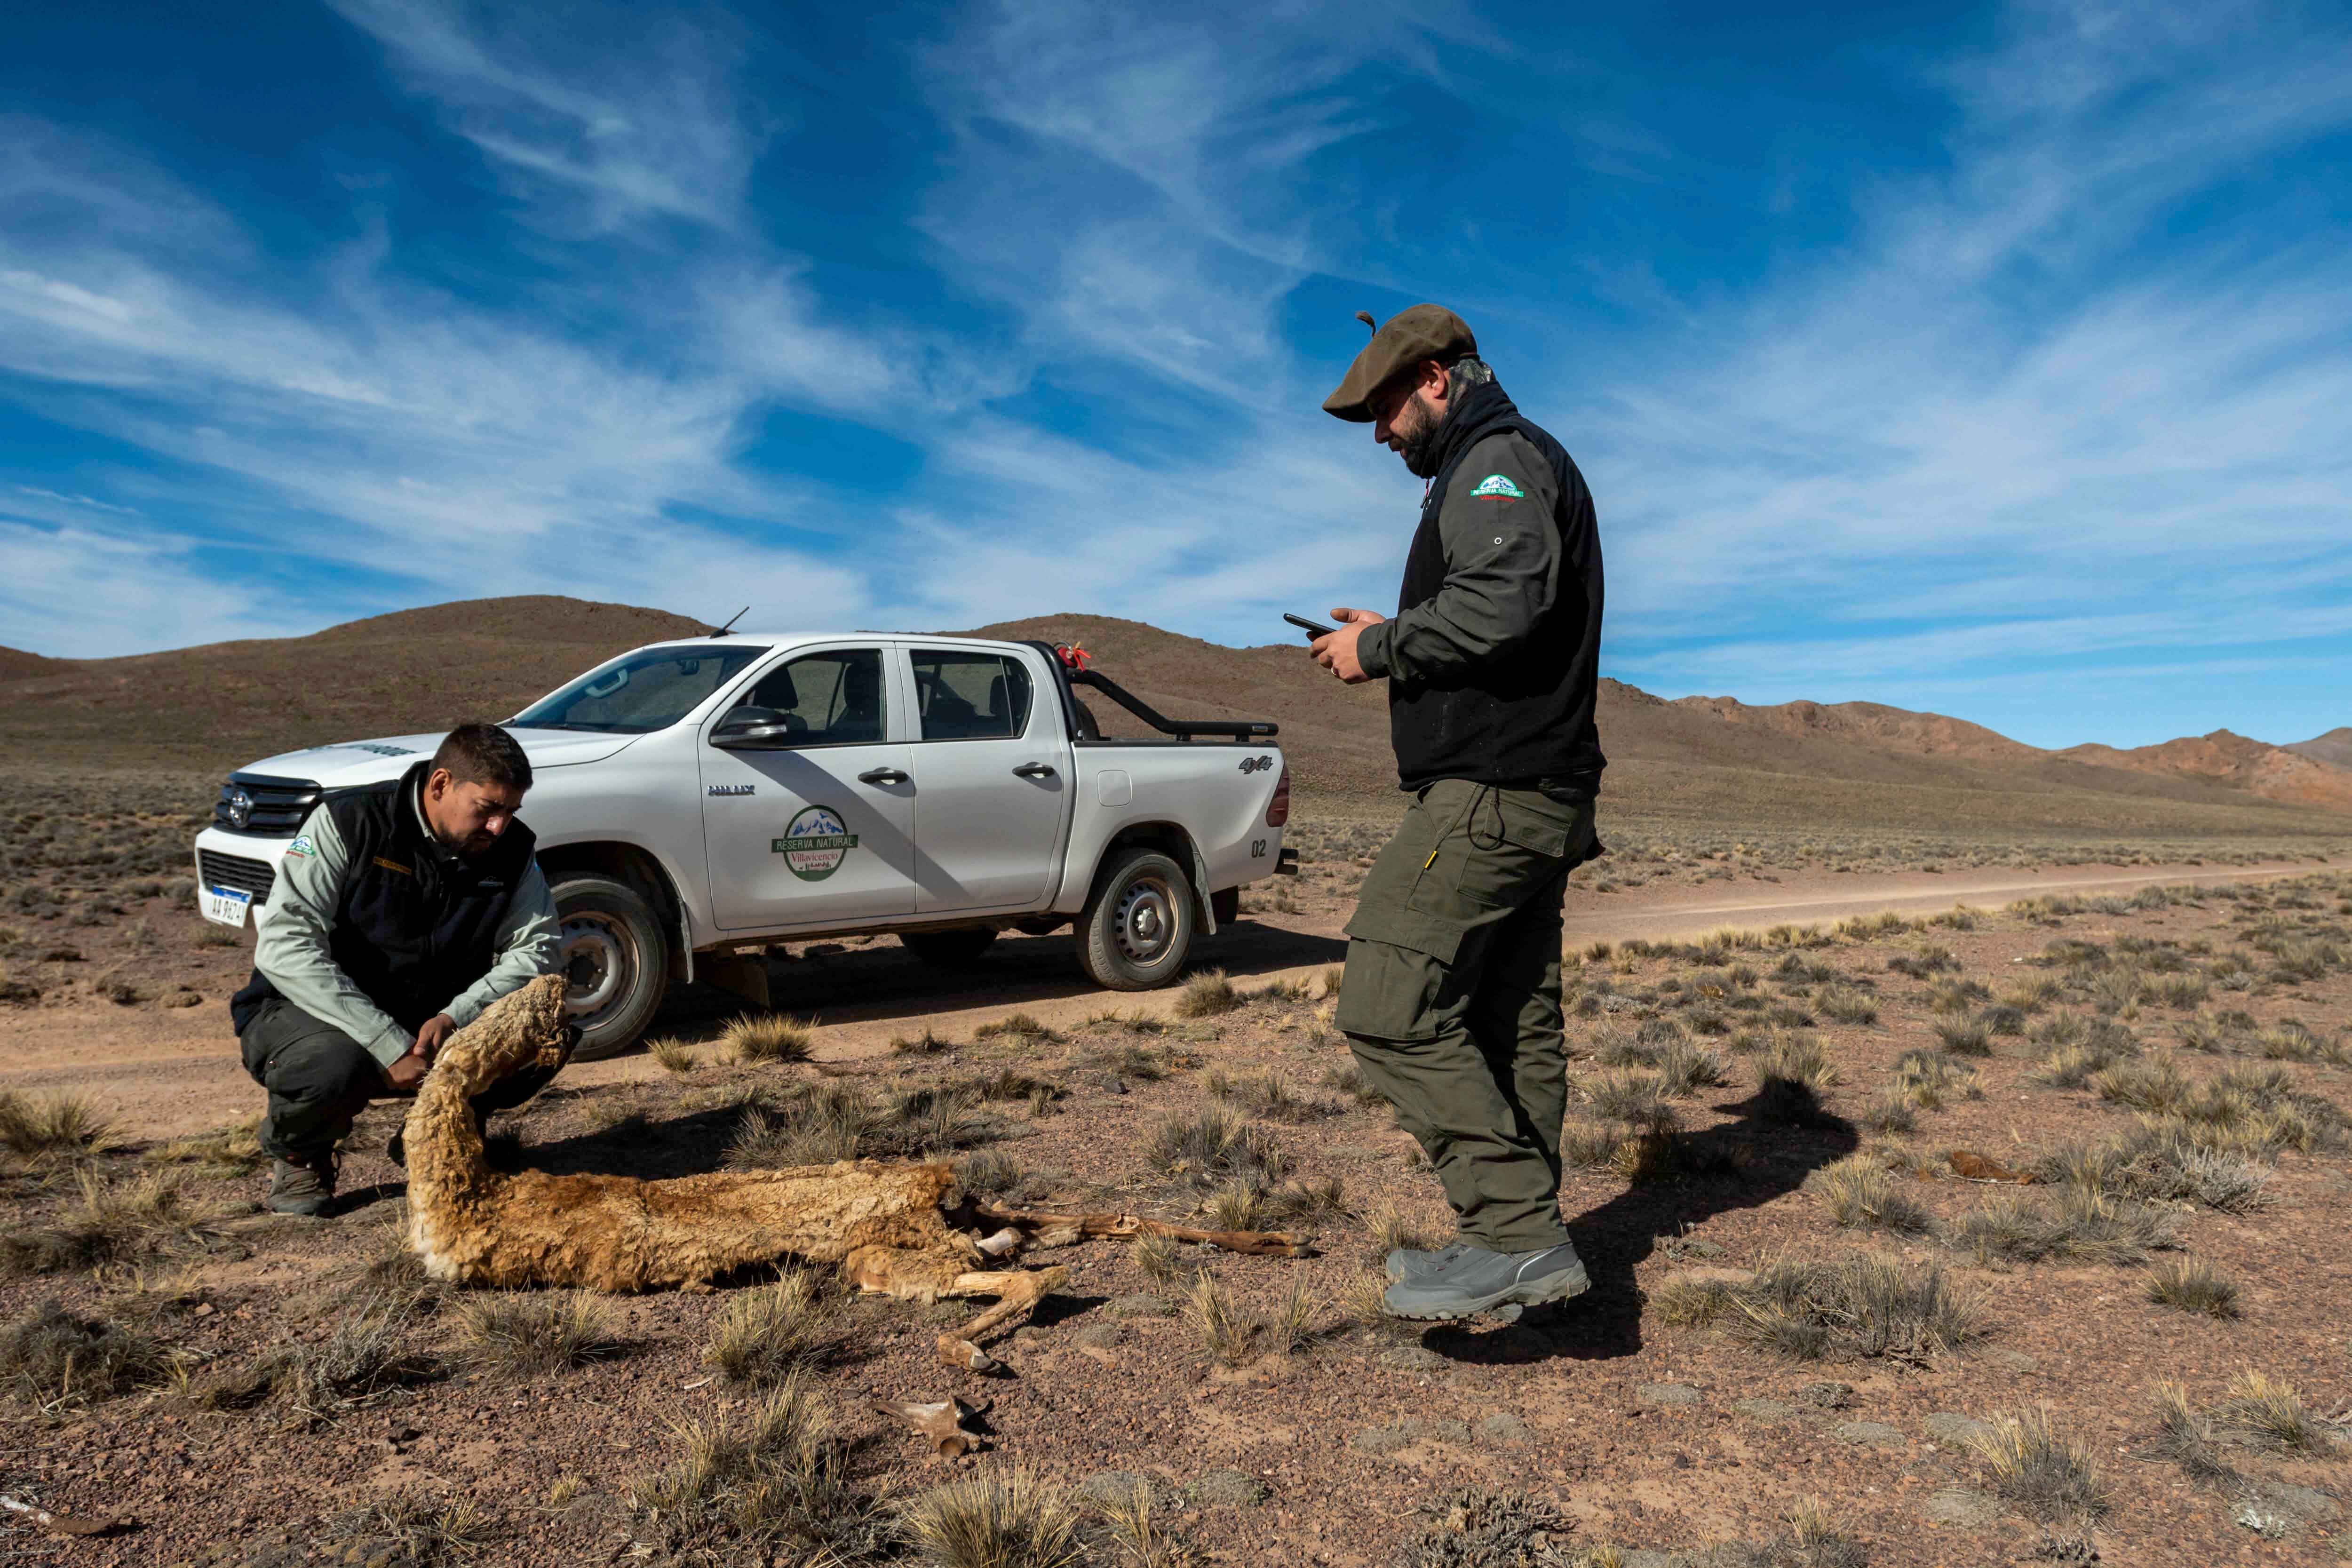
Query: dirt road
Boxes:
[{"xmin": 4, "ymin": 857, "xmax": 2323, "ymax": 1139}]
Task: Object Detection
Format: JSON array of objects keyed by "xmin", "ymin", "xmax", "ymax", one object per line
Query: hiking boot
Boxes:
[
  {"xmin": 1381, "ymin": 1241, "xmax": 1589, "ymax": 1321},
  {"xmin": 267, "ymin": 1157, "xmax": 336, "ymax": 1217},
  {"xmin": 1384, "ymin": 1240, "xmax": 1472, "ymax": 1283}
]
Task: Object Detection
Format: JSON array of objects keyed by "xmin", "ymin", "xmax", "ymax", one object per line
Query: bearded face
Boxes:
[{"xmin": 1394, "ymin": 390, "xmax": 1449, "ymax": 478}]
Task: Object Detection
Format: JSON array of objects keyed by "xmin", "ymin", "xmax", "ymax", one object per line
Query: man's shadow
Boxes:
[{"xmin": 1423, "ymin": 1083, "xmax": 1858, "ymax": 1364}]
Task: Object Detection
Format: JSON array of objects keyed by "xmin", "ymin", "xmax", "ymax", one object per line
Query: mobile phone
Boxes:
[{"xmin": 1283, "ymin": 612, "xmax": 1335, "ymax": 639}]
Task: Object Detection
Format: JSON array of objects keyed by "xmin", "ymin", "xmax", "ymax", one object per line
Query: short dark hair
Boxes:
[{"xmin": 431, "ymin": 722, "xmax": 532, "ymax": 793}]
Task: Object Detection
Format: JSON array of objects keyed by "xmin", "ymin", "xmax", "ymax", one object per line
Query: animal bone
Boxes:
[
  {"xmin": 873, "ymin": 1394, "xmax": 989, "ymax": 1456},
  {"xmin": 401, "ymin": 977, "xmax": 1303, "ymax": 1372},
  {"xmin": 972, "ymin": 1203, "xmax": 1311, "ymax": 1257},
  {"xmin": 0, "ymin": 1496, "xmax": 121, "ymax": 1536}
]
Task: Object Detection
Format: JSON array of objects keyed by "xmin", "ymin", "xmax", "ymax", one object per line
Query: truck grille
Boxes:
[
  {"xmin": 197, "ymin": 850, "xmax": 276, "ymax": 903},
  {"xmin": 212, "ymin": 773, "xmax": 321, "ymax": 837}
]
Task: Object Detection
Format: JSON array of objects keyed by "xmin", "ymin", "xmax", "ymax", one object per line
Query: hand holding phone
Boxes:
[{"xmin": 1283, "ymin": 612, "xmax": 1335, "ymax": 639}]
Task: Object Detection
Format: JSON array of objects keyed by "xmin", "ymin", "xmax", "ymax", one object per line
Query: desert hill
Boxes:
[
  {"xmin": 4, "ymin": 597, "xmax": 2345, "ymax": 844},
  {"xmin": 2290, "ymin": 728, "xmax": 2352, "ymax": 772},
  {"xmin": 2057, "ymin": 730, "xmax": 2352, "ymax": 813}
]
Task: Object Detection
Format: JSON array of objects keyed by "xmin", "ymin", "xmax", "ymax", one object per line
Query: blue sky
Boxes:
[{"xmin": 3, "ymin": 0, "xmax": 2348, "ymax": 749}]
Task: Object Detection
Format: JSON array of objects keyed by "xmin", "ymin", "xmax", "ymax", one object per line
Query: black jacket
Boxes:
[{"xmin": 1358, "ymin": 378, "xmax": 1606, "ymax": 791}]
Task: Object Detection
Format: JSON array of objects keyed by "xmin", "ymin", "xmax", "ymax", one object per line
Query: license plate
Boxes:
[{"xmin": 199, "ymin": 886, "xmax": 253, "ymax": 929}]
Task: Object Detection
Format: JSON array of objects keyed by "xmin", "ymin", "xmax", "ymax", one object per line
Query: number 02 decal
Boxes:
[{"xmin": 1250, "ymin": 839, "xmax": 1268, "ymax": 859}]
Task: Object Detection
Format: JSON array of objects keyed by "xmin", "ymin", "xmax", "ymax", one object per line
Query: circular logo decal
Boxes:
[
  {"xmin": 773, "ymin": 805, "xmax": 860, "ymax": 882},
  {"xmin": 225, "ymin": 787, "xmax": 254, "ymax": 829}
]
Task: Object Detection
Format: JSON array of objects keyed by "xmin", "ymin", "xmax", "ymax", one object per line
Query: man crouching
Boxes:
[{"xmin": 230, "ymin": 723, "xmax": 561, "ymax": 1215}]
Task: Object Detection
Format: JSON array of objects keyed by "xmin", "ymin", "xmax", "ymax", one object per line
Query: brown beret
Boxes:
[{"xmin": 1321, "ymin": 303, "xmax": 1478, "ymax": 422}]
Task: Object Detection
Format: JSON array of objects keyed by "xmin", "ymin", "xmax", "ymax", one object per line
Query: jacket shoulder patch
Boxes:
[{"xmin": 1469, "ymin": 473, "xmax": 1525, "ymax": 499}]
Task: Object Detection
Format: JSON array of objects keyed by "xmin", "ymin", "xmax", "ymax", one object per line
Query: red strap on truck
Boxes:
[{"xmin": 1054, "ymin": 644, "xmax": 1091, "ymax": 671}]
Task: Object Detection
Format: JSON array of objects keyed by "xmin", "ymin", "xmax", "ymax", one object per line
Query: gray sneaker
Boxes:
[
  {"xmin": 1381, "ymin": 1242, "xmax": 1589, "ymax": 1321},
  {"xmin": 1384, "ymin": 1240, "xmax": 1472, "ymax": 1283},
  {"xmin": 267, "ymin": 1157, "xmax": 336, "ymax": 1217}
]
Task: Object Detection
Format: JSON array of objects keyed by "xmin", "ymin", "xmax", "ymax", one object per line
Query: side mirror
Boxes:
[{"xmin": 710, "ymin": 707, "xmax": 797, "ymax": 750}]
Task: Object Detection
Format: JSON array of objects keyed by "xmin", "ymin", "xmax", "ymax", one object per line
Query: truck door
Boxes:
[
  {"xmin": 699, "ymin": 645, "xmax": 917, "ymax": 930},
  {"xmin": 906, "ymin": 646, "xmax": 1070, "ymax": 913}
]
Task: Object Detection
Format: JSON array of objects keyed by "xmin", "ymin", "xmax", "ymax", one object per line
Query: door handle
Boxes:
[
  {"xmin": 858, "ymin": 767, "xmax": 911, "ymax": 786},
  {"xmin": 1013, "ymin": 762, "xmax": 1057, "ymax": 780}
]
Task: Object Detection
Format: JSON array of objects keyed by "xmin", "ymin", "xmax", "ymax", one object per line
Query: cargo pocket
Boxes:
[
  {"xmin": 1410, "ymin": 786, "xmax": 1582, "ymax": 916},
  {"xmin": 1335, "ymin": 904, "xmax": 1461, "ymax": 1041}
]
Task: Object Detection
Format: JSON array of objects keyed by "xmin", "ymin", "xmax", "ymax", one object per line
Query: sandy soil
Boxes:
[{"xmin": 3, "ymin": 858, "xmax": 2331, "ymax": 1142}]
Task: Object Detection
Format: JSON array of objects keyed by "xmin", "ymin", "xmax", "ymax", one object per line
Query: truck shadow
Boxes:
[
  {"xmin": 639, "ymin": 918, "xmax": 1348, "ymax": 1043},
  {"xmin": 1417, "ymin": 1085, "xmax": 1858, "ymax": 1366}
]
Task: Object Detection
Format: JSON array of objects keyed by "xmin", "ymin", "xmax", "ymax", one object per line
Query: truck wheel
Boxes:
[
  {"xmin": 900, "ymin": 928, "xmax": 998, "ymax": 967},
  {"xmin": 1075, "ymin": 849, "xmax": 1196, "ymax": 991},
  {"xmin": 549, "ymin": 874, "xmax": 667, "ymax": 1061}
]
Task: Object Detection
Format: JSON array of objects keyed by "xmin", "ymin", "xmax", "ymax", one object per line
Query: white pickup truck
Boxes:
[{"xmin": 192, "ymin": 633, "xmax": 1295, "ymax": 1059}]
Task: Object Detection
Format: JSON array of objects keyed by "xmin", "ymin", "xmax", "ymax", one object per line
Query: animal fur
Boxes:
[{"xmin": 403, "ymin": 976, "xmax": 1303, "ymax": 1369}]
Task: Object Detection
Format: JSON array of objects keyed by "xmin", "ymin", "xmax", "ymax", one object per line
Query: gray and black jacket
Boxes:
[
  {"xmin": 1356, "ymin": 378, "xmax": 1606, "ymax": 793},
  {"xmin": 229, "ymin": 762, "xmax": 559, "ymax": 1067}
]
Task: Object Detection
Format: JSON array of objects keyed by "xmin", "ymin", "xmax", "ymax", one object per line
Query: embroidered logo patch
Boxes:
[
  {"xmin": 285, "ymin": 835, "xmax": 316, "ymax": 859},
  {"xmin": 1469, "ymin": 473, "xmax": 1525, "ymax": 499}
]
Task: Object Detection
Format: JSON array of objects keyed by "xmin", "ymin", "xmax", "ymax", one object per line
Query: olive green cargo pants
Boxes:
[{"xmin": 1335, "ymin": 779, "xmax": 1597, "ymax": 1254}]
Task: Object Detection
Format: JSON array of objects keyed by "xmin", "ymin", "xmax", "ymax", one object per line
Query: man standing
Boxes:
[
  {"xmin": 230, "ymin": 723, "xmax": 562, "ymax": 1215},
  {"xmin": 1312, "ymin": 304, "xmax": 1606, "ymax": 1320}
]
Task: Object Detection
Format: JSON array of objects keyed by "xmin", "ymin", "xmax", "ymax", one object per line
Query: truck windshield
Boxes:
[{"xmin": 512, "ymin": 645, "xmax": 770, "ymax": 734}]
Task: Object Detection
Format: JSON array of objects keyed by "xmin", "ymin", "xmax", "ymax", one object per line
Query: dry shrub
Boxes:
[
  {"xmin": 901, "ymin": 1469, "xmax": 1086, "ymax": 1568},
  {"xmin": 724, "ymin": 1086, "xmax": 871, "ymax": 1169},
  {"xmin": 2149, "ymin": 1380, "xmax": 2237, "ymax": 1487},
  {"xmin": 1220, "ymin": 1071, "xmax": 1336, "ymax": 1122},
  {"xmin": 1184, "ymin": 1273, "xmax": 1257, "ymax": 1367},
  {"xmin": 1581, "ymin": 1068, "xmax": 1677, "ymax": 1133},
  {"xmin": 975, "ymin": 1012, "xmax": 1057, "ymax": 1044},
  {"xmin": 634, "ymin": 1374, "xmax": 882, "ymax": 1559},
  {"xmin": 1931, "ymin": 1018, "xmax": 1993, "ymax": 1057},
  {"xmin": 2091, "ymin": 1052, "xmax": 2191, "ymax": 1113},
  {"xmin": 331, "ymin": 1496, "xmax": 496, "ymax": 1566},
  {"xmin": 2213, "ymin": 1369, "xmax": 2331, "ymax": 1454},
  {"xmin": 721, "ymin": 1013, "xmax": 815, "ymax": 1064},
  {"xmin": 645, "ymin": 1036, "xmax": 699, "ymax": 1075},
  {"xmin": 1130, "ymin": 1231, "xmax": 1200, "ymax": 1285},
  {"xmin": 707, "ymin": 1271, "xmax": 838, "ymax": 1387},
  {"xmin": 1368, "ymin": 1205, "xmax": 1440, "ymax": 1260},
  {"xmin": 1653, "ymin": 1038, "xmax": 1730, "ymax": 1096},
  {"xmin": 891, "ymin": 1026, "xmax": 955, "ymax": 1056},
  {"xmin": 1857, "ymin": 1092, "xmax": 1918, "ymax": 1135},
  {"xmin": 1319, "ymin": 1063, "xmax": 1386, "ymax": 1107},
  {"xmin": 1891, "ymin": 1049, "xmax": 1980, "ymax": 1112},
  {"xmin": 2034, "ymin": 1124, "xmax": 2271, "ymax": 1212},
  {"xmin": 1815, "ymin": 985, "xmax": 1877, "ymax": 1026},
  {"xmin": 1965, "ymin": 1409, "xmax": 2109, "ymax": 1526},
  {"xmin": 1756, "ymin": 1032, "xmax": 1841, "ymax": 1126},
  {"xmin": 2145, "ymin": 1258, "xmax": 2239, "ymax": 1319},
  {"xmin": 1669, "ymin": 1255, "xmax": 1984, "ymax": 1364},
  {"xmin": 0, "ymin": 1090, "xmax": 116, "ymax": 1157},
  {"xmin": 1393, "ymin": 1488, "xmax": 1583, "ymax": 1568},
  {"xmin": 1999, "ymin": 977, "xmax": 2061, "ymax": 1013},
  {"xmin": 2, "ymin": 1168, "xmax": 191, "ymax": 1275},
  {"xmin": 2, "ymin": 1299, "xmax": 168, "ymax": 1405},
  {"xmin": 1950, "ymin": 1188, "xmax": 2178, "ymax": 1266},
  {"xmin": 146, "ymin": 1114, "xmax": 267, "ymax": 1176},
  {"xmin": 1924, "ymin": 976, "xmax": 1990, "ymax": 1015},
  {"xmin": 1143, "ymin": 1108, "xmax": 1287, "ymax": 1188},
  {"xmin": 1805, "ymin": 1155, "xmax": 1934, "ymax": 1236},
  {"xmin": 451, "ymin": 1292, "xmax": 618, "ymax": 1379},
  {"xmin": 1174, "ymin": 969, "xmax": 1241, "ymax": 1019},
  {"xmin": 1697, "ymin": 1496, "xmax": 1867, "ymax": 1568},
  {"xmin": 954, "ymin": 1147, "xmax": 1023, "ymax": 1197}
]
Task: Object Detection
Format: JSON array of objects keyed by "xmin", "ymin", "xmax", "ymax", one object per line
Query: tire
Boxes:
[
  {"xmin": 900, "ymin": 928, "xmax": 999, "ymax": 967},
  {"xmin": 549, "ymin": 874, "xmax": 668, "ymax": 1061},
  {"xmin": 1074, "ymin": 848, "xmax": 1197, "ymax": 991}
]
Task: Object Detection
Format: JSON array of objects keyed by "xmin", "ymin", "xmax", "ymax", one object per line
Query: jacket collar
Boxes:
[{"xmin": 1424, "ymin": 378, "xmax": 1520, "ymax": 486}]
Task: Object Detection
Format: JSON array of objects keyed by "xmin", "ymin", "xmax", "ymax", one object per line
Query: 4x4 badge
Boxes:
[{"xmin": 1238, "ymin": 755, "xmax": 1274, "ymax": 774}]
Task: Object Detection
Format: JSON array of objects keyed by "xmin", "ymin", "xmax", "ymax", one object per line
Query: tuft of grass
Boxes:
[
  {"xmin": 974, "ymin": 1012, "xmax": 1057, "ymax": 1045},
  {"xmin": 2036, "ymin": 1124, "xmax": 2271, "ymax": 1212},
  {"xmin": 1653, "ymin": 1038, "xmax": 1730, "ymax": 1096},
  {"xmin": 1173, "ymin": 969, "xmax": 1241, "ymax": 1019},
  {"xmin": 646, "ymin": 1036, "xmax": 699, "ymax": 1075},
  {"xmin": 1200, "ymin": 1182, "xmax": 1268, "ymax": 1233},
  {"xmin": 1677, "ymin": 1256, "xmax": 1984, "ymax": 1364},
  {"xmin": 707, "ymin": 1271, "xmax": 838, "ymax": 1387},
  {"xmin": 1368, "ymin": 1206, "xmax": 1440, "ymax": 1261},
  {"xmin": 1143, "ymin": 1107, "xmax": 1288, "ymax": 1188},
  {"xmin": 1319, "ymin": 1063, "xmax": 1386, "ymax": 1107},
  {"xmin": 633, "ymin": 1374, "xmax": 880, "ymax": 1558},
  {"xmin": 1805, "ymin": 1154, "xmax": 1935, "ymax": 1235},
  {"xmin": 249, "ymin": 1286, "xmax": 442, "ymax": 1421},
  {"xmin": 1892, "ymin": 1049, "xmax": 1981, "ymax": 1111},
  {"xmin": 722, "ymin": 1013, "xmax": 815, "ymax": 1064},
  {"xmin": 1184, "ymin": 1273, "xmax": 1258, "ymax": 1368},
  {"xmin": 2145, "ymin": 1257, "xmax": 2239, "ymax": 1320},
  {"xmin": 451, "ymin": 1291, "xmax": 617, "ymax": 1379},
  {"xmin": 2, "ymin": 1299, "xmax": 169, "ymax": 1405},
  {"xmin": 890, "ymin": 1026, "xmax": 955, "ymax": 1056},
  {"xmin": 1965, "ymin": 1409, "xmax": 2109, "ymax": 1527},
  {"xmin": 1932, "ymin": 1018, "xmax": 1993, "ymax": 1057},
  {"xmin": 724, "ymin": 1085, "xmax": 873, "ymax": 1170},
  {"xmin": 0, "ymin": 1090, "xmax": 116, "ymax": 1157},
  {"xmin": 333, "ymin": 1497, "xmax": 495, "ymax": 1565},
  {"xmin": 2150, "ymin": 1380, "xmax": 2237, "ymax": 1486},
  {"xmin": 146, "ymin": 1114, "xmax": 267, "ymax": 1177},
  {"xmin": 1395, "ymin": 1489, "xmax": 1583, "ymax": 1568},
  {"xmin": 2092, "ymin": 1052, "xmax": 2191, "ymax": 1113},
  {"xmin": 1581, "ymin": 1068, "xmax": 1679, "ymax": 1133},
  {"xmin": 1087, "ymin": 1478, "xmax": 1197, "ymax": 1568},
  {"xmin": 1220, "ymin": 1071, "xmax": 1337, "ymax": 1122},
  {"xmin": 2213, "ymin": 1369, "xmax": 2330, "ymax": 1454},
  {"xmin": 1858, "ymin": 1091, "xmax": 1919, "ymax": 1135},
  {"xmin": 1, "ymin": 1168, "xmax": 190, "ymax": 1276},
  {"xmin": 1756, "ymin": 1031, "xmax": 1841, "ymax": 1125},
  {"xmin": 901, "ymin": 1470, "xmax": 1086, "ymax": 1568},
  {"xmin": 1271, "ymin": 1279, "xmax": 1322, "ymax": 1356},
  {"xmin": 953, "ymin": 1147, "xmax": 1024, "ymax": 1197},
  {"xmin": 1950, "ymin": 1187, "xmax": 2179, "ymax": 1266},
  {"xmin": 1815, "ymin": 984, "xmax": 1878, "ymax": 1025},
  {"xmin": 1130, "ymin": 1231, "xmax": 1200, "ymax": 1285}
]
